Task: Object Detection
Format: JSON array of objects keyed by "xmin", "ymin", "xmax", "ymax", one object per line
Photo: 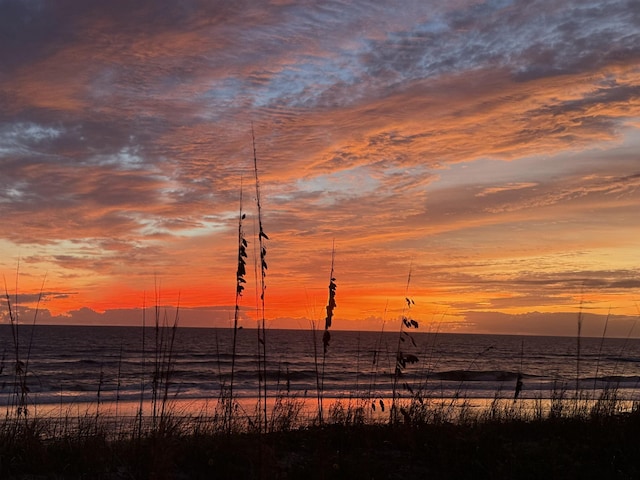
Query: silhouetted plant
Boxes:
[
  {"xmin": 368, "ymin": 302, "xmax": 389, "ymax": 421},
  {"xmin": 159, "ymin": 301, "xmax": 180, "ymax": 430},
  {"xmin": 549, "ymin": 380, "xmax": 568, "ymax": 419},
  {"xmin": 576, "ymin": 292, "xmax": 583, "ymax": 401},
  {"xmin": 328, "ymin": 398, "xmax": 366, "ymax": 426},
  {"xmin": 269, "ymin": 366, "xmax": 304, "ymax": 432},
  {"xmin": 323, "ymin": 252, "xmax": 336, "ymax": 355},
  {"xmin": 390, "ymin": 267, "xmax": 420, "ymax": 424},
  {"xmin": 2, "ymin": 272, "xmax": 44, "ymax": 428},
  {"xmin": 252, "ymin": 127, "xmax": 269, "ymax": 433},
  {"xmin": 228, "ymin": 183, "xmax": 248, "ymax": 433},
  {"xmin": 514, "ymin": 340, "xmax": 524, "ymax": 401},
  {"xmin": 136, "ymin": 295, "xmax": 148, "ymax": 440},
  {"xmin": 147, "ymin": 292, "xmax": 181, "ymax": 436},
  {"xmin": 593, "ymin": 307, "xmax": 610, "ymax": 393},
  {"xmin": 315, "ymin": 244, "xmax": 336, "ymax": 424}
]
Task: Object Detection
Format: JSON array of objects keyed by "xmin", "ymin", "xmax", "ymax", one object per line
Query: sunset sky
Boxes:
[{"xmin": 1, "ymin": 0, "xmax": 639, "ymax": 336}]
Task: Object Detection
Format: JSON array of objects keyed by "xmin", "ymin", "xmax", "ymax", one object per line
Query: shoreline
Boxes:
[{"xmin": 14, "ymin": 392, "xmax": 639, "ymax": 428}]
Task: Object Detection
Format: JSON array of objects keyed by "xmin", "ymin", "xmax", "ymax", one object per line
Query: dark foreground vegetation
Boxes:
[{"xmin": 2, "ymin": 408, "xmax": 640, "ymax": 480}]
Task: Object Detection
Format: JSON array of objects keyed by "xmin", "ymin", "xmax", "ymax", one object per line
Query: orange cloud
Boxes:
[{"xmin": 1, "ymin": 0, "xmax": 639, "ymax": 333}]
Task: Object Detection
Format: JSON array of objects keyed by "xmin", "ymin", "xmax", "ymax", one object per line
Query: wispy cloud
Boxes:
[
  {"xmin": 476, "ymin": 182, "xmax": 539, "ymax": 197},
  {"xmin": 1, "ymin": 0, "xmax": 639, "ymax": 330}
]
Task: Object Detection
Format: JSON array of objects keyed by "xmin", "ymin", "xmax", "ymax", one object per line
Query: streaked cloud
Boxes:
[
  {"xmin": 476, "ymin": 182, "xmax": 539, "ymax": 197},
  {"xmin": 0, "ymin": 0, "xmax": 638, "ymax": 332}
]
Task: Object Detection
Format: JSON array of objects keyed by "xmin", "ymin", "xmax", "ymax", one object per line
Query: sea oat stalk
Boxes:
[
  {"xmin": 317, "ymin": 243, "xmax": 336, "ymax": 424},
  {"xmin": 229, "ymin": 182, "xmax": 248, "ymax": 433},
  {"xmin": 252, "ymin": 126, "xmax": 269, "ymax": 433}
]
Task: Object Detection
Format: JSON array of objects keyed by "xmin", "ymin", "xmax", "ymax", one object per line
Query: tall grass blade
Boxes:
[{"xmin": 252, "ymin": 126, "xmax": 269, "ymax": 433}]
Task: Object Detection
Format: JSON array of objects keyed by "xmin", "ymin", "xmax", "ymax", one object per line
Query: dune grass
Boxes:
[{"xmin": 2, "ymin": 396, "xmax": 640, "ymax": 479}]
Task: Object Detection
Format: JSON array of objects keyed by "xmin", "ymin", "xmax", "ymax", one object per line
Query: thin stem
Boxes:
[
  {"xmin": 252, "ymin": 125, "xmax": 269, "ymax": 433},
  {"xmin": 230, "ymin": 180, "xmax": 247, "ymax": 433},
  {"xmin": 391, "ymin": 264, "xmax": 413, "ymax": 423}
]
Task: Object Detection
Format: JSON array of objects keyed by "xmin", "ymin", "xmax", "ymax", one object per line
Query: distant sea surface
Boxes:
[{"xmin": 1, "ymin": 325, "xmax": 640, "ymax": 412}]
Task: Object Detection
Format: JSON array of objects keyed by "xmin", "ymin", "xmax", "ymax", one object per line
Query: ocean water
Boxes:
[{"xmin": 1, "ymin": 325, "xmax": 640, "ymax": 414}]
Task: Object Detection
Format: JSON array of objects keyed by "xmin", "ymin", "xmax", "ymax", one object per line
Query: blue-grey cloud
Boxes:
[{"xmin": 0, "ymin": 0, "xmax": 639, "ymax": 326}]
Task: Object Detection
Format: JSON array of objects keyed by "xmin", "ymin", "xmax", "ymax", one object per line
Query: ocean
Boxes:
[{"xmin": 1, "ymin": 325, "xmax": 640, "ymax": 416}]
